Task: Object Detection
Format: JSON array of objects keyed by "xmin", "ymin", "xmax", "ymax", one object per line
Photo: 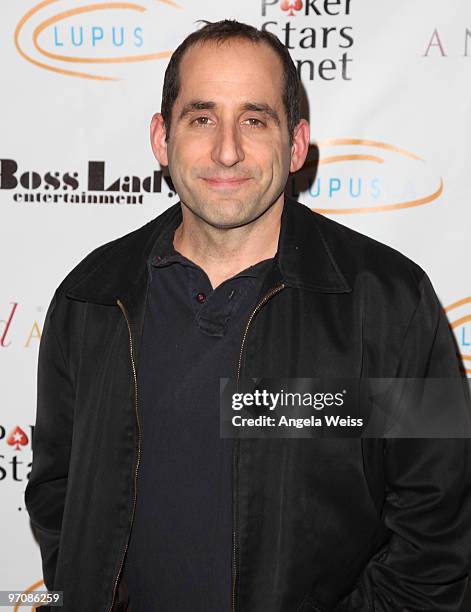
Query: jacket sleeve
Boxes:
[
  {"xmin": 25, "ymin": 291, "xmax": 75, "ymax": 591},
  {"xmin": 338, "ymin": 272, "xmax": 471, "ymax": 611}
]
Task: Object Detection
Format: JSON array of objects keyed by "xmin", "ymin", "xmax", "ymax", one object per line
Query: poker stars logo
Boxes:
[
  {"xmin": 260, "ymin": 0, "xmax": 354, "ymax": 81},
  {"xmin": 288, "ymin": 139, "xmax": 444, "ymax": 214},
  {"xmin": 0, "ymin": 425, "xmax": 33, "ymax": 483},
  {"xmin": 445, "ymin": 296, "xmax": 471, "ymax": 376},
  {"xmin": 7, "ymin": 427, "xmax": 30, "ymax": 452},
  {"xmin": 280, "ymin": 1, "xmax": 303, "ymax": 17},
  {"xmin": 14, "ymin": 0, "xmax": 181, "ymax": 80}
]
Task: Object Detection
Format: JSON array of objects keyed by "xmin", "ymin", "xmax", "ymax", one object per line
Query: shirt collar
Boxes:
[
  {"xmin": 65, "ymin": 198, "xmax": 351, "ymax": 306},
  {"xmin": 149, "ymin": 218, "xmax": 274, "ymax": 280}
]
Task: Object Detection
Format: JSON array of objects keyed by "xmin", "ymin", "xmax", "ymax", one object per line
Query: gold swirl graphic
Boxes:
[
  {"xmin": 12, "ymin": 578, "xmax": 44, "ymax": 612},
  {"xmin": 318, "ymin": 138, "xmax": 423, "ymax": 161}
]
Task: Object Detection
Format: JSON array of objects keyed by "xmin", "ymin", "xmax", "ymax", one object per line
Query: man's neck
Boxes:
[{"xmin": 173, "ymin": 198, "xmax": 283, "ymax": 289}]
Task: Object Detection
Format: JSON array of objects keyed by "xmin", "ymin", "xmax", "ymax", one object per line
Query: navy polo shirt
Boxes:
[{"xmin": 122, "ymin": 222, "xmax": 274, "ymax": 612}]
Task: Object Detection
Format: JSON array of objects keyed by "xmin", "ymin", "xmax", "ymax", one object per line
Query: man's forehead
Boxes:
[
  {"xmin": 176, "ymin": 39, "xmax": 284, "ymax": 105},
  {"xmin": 179, "ymin": 39, "xmax": 282, "ymax": 81}
]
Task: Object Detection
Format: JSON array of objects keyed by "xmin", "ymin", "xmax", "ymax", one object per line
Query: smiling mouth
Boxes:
[{"xmin": 202, "ymin": 177, "xmax": 251, "ymax": 189}]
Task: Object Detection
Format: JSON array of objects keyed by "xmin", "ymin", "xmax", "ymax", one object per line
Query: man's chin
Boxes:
[
  {"xmin": 181, "ymin": 192, "xmax": 277, "ymax": 229},
  {"xmin": 198, "ymin": 213, "xmax": 255, "ymax": 231},
  {"xmin": 184, "ymin": 198, "xmax": 255, "ymax": 228}
]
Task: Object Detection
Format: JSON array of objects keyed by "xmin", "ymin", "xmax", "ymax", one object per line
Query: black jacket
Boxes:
[{"xmin": 25, "ymin": 198, "xmax": 471, "ymax": 612}]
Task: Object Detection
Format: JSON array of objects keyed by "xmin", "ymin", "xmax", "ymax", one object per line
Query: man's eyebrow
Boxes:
[
  {"xmin": 177, "ymin": 100, "xmax": 281, "ymax": 126},
  {"xmin": 178, "ymin": 100, "xmax": 216, "ymax": 120}
]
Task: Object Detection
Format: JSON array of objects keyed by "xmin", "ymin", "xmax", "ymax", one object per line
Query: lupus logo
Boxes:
[
  {"xmin": 445, "ymin": 296, "xmax": 471, "ymax": 376},
  {"xmin": 14, "ymin": 0, "xmax": 180, "ymax": 80},
  {"xmin": 289, "ymin": 139, "xmax": 444, "ymax": 214}
]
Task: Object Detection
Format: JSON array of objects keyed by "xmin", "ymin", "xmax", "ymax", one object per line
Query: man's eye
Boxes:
[
  {"xmin": 192, "ymin": 116, "xmax": 212, "ymax": 126},
  {"xmin": 243, "ymin": 117, "xmax": 265, "ymax": 128}
]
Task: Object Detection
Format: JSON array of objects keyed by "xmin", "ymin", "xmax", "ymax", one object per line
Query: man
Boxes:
[{"xmin": 25, "ymin": 19, "xmax": 471, "ymax": 612}]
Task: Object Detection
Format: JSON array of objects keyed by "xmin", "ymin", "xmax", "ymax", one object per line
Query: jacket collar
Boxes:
[
  {"xmin": 66, "ymin": 197, "xmax": 351, "ymax": 305},
  {"xmin": 277, "ymin": 196, "xmax": 351, "ymax": 294}
]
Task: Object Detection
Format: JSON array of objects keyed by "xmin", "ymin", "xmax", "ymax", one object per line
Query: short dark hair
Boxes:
[{"xmin": 161, "ymin": 19, "xmax": 301, "ymax": 142}]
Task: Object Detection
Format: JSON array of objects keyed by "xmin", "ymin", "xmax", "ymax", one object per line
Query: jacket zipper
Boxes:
[
  {"xmin": 232, "ymin": 282, "xmax": 285, "ymax": 612},
  {"xmin": 108, "ymin": 299, "xmax": 142, "ymax": 612},
  {"xmin": 111, "ymin": 282, "xmax": 284, "ymax": 611}
]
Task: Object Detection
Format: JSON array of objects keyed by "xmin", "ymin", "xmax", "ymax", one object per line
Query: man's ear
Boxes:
[
  {"xmin": 289, "ymin": 119, "xmax": 310, "ymax": 173},
  {"xmin": 150, "ymin": 113, "xmax": 169, "ymax": 166}
]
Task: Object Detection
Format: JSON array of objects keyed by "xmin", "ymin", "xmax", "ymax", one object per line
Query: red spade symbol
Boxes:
[
  {"xmin": 7, "ymin": 426, "xmax": 29, "ymax": 451},
  {"xmin": 281, "ymin": 0, "xmax": 303, "ymax": 16}
]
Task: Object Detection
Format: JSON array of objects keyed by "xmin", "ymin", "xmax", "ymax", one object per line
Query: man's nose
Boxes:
[{"xmin": 211, "ymin": 122, "xmax": 245, "ymax": 167}]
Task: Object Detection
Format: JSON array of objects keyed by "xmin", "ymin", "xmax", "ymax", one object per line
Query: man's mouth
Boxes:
[{"xmin": 202, "ymin": 177, "xmax": 251, "ymax": 189}]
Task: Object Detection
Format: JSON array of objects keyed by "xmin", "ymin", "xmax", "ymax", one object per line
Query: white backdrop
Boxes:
[{"xmin": 1, "ymin": 0, "xmax": 470, "ymax": 606}]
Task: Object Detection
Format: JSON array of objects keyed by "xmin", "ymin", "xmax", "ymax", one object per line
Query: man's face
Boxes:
[{"xmin": 152, "ymin": 39, "xmax": 308, "ymax": 229}]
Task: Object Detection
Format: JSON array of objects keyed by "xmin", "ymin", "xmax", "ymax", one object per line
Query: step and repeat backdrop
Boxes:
[{"xmin": 1, "ymin": 0, "xmax": 470, "ymax": 607}]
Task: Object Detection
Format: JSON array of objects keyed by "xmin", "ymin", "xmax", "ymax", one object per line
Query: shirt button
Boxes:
[{"xmin": 196, "ymin": 292, "xmax": 206, "ymax": 303}]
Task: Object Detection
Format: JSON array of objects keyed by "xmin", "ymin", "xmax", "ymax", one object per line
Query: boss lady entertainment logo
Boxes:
[
  {"xmin": 1, "ymin": 159, "xmax": 167, "ymax": 205},
  {"xmin": 14, "ymin": 0, "xmax": 180, "ymax": 80}
]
